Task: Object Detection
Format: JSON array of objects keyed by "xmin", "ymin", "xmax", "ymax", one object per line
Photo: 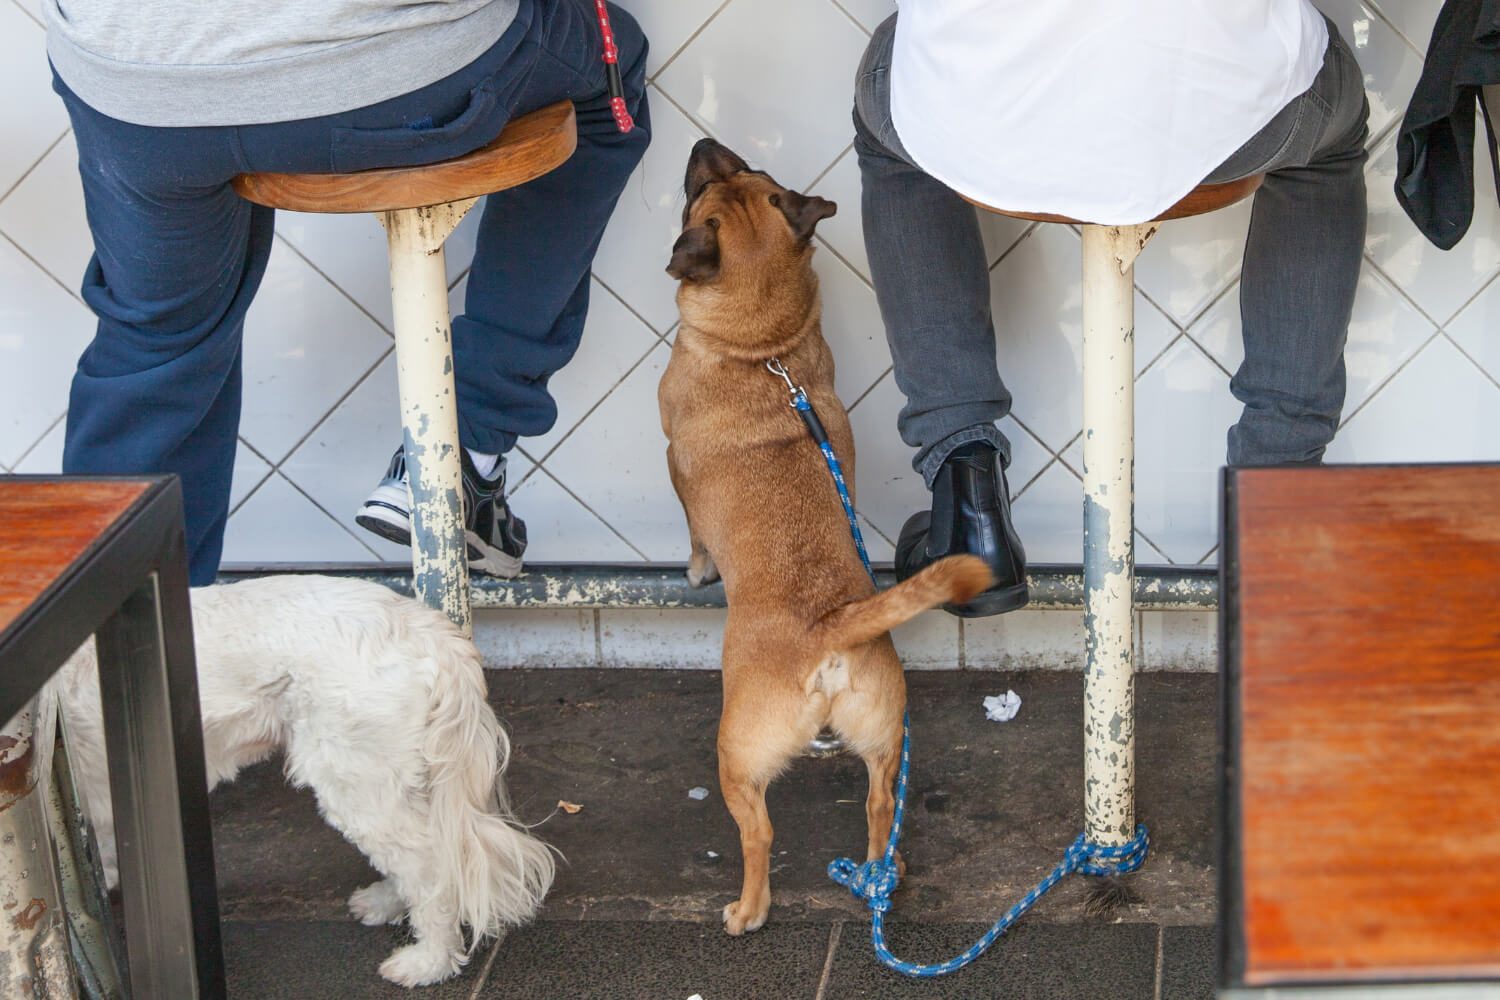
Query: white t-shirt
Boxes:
[{"xmin": 889, "ymin": 1, "xmax": 1330, "ymax": 224}]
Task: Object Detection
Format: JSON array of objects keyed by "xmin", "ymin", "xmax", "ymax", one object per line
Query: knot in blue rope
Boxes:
[
  {"xmin": 827, "ymin": 856, "xmax": 901, "ymax": 913},
  {"xmin": 1068, "ymin": 825, "xmax": 1151, "ymax": 877}
]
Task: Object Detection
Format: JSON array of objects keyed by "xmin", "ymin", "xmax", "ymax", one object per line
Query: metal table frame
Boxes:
[{"xmin": 0, "ymin": 475, "xmax": 224, "ymax": 999}]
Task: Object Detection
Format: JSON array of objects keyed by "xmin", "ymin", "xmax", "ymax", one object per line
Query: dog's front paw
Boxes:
[
  {"xmin": 721, "ymin": 898, "xmax": 769, "ymax": 936},
  {"xmin": 378, "ymin": 943, "xmax": 464, "ymax": 987},
  {"xmin": 348, "ymin": 881, "xmax": 405, "ymax": 926},
  {"xmin": 687, "ymin": 549, "xmax": 720, "ymax": 587}
]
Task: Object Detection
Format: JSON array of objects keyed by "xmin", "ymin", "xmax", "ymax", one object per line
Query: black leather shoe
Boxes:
[{"xmin": 895, "ymin": 441, "xmax": 1028, "ymax": 617}]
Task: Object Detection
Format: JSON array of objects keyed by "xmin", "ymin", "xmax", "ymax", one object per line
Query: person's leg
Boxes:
[
  {"xmin": 854, "ymin": 15, "xmax": 1011, "ymax": 484},
  {"xmin": 855, "ymin": 14, "xmax": 1026, "ymax": 616},
  {"xmin": 453, "ymin": 0, "xmax": 652, "ymax": 456},
  {"xmin": 56, "ymin": 78, "xmax": 271, "ymax": 585},
  {"xmin": 55, "ymin": 10, "xmax": 567, "ymax": 584},
  {"xmin": 1207, "ymin": 19, "xmax": 1370, "ymax": 465}
]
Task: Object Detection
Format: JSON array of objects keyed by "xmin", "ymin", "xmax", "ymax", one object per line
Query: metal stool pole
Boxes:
[
  {"xmin": 962, "ymin": 176, "xmax": 1261, "ymax": 860},
  {"xmin": 382, "ymin": 200, "xmax": 478, "ymax": 636},
  {"xmin": 1079, "ymin": 222, "xmax": 1155, "ymax": 848}
]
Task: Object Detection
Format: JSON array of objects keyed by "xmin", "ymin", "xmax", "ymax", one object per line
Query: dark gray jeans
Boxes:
[{"xmin": 853, "ymin": 15, "xmax": 1370, "ymax": 484}]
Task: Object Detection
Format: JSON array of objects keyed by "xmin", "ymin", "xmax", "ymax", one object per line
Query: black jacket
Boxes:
[{"xmin": 1396, "ymin": 0, "xmax": 1500, "ymax": 249}]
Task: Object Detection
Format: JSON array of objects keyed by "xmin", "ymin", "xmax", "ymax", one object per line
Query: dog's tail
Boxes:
[
  {"xmin": 814, "ymin": 555, "xmax": 993, "ymax": 650},
  {"xmin": 422, "ymin": 640, "xmax": 556, "ymax": 950}
]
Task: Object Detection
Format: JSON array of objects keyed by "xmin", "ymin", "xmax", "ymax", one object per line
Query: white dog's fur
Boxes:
[{"xmin": 49, "ymin": 575, "xmax": 555, "ymax": 987}]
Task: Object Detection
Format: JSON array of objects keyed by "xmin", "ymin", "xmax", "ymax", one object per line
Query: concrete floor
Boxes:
[{"xmin": 212, "ymin": 669, "xmax": 1219, "ymax": 999}]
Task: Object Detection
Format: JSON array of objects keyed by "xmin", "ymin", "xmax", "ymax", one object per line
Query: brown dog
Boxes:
[{"xmin": 658, "ymin": 139, "xmax": 992, "ymax": 935}]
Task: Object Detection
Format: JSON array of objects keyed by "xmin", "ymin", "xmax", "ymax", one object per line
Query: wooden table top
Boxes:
[
  {"xmin": 1227, "ymin": 465, "xmax": 1500, "ymax": 986},
  {"xmin": 0, "ymin": 479, "xmax": 154, "ymax": 637}
]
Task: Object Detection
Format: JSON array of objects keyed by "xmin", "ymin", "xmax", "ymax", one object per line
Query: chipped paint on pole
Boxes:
[
  {"xmin": 383, "ymin": 200, "xmax": 478, "ymax": 636},
  {"xmin": 1080, "ymin": 223, "xmax": 1154, "ymax": 847},
  {"xmin": 0, "ymin": 698, "xmax": 77, "ymax": 999}
]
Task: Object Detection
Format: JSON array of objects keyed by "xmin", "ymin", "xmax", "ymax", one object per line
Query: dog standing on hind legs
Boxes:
[
  {"xmin": 659, "ymin": 138, "xmax": 992, "ymax": 935},
  {"xmin": 49, "ymin": 574, "xmax": 556, "ymax": 987}
]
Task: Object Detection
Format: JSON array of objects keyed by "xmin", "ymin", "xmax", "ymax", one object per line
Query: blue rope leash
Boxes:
[
  {"xmin": 827, "ymin": 713, "xmax": 1149, "ymax": 977},
  {"xmin": 789, "ymin": 389, "xmax": 876, "ymax": 584},
  {"xmin": 769, "ymin": 356, "xmax": 1150, "ymax": 979},
  {"xmin": 766, "ymin": 357, "xmax": 876, "ymax": 584}
]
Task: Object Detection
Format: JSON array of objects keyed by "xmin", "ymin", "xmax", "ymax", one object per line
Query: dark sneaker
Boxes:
[
  {"xmin": 355, "ymin": 446, "xmax": 527, "ymax": 578},
  {"xmin": 895, "ymin": 441, "xmax": 1028, "ymax": 617}
]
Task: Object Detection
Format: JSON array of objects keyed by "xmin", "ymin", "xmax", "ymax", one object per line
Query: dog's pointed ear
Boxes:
[
  {"xmin": 666, "ymin": 224, "xmax": 721, "ymax": 282},
  {"xmin": 772, "ymin": 190, "xmax": 837, "ymax": 243},
  {"xmin": 685, "ymin": 140, "xmax": 752, "ymax": 204}
]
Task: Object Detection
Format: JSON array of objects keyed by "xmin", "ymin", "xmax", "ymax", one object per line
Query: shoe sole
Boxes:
[
  {"xmin": 943, "ymin": 582, "xmax": 1030, "ymax": 618},
  {"xmin": 355, "ymin": 505, "xmax": 523, "ymax": 579},
  {"xmin": 355, "ymin": 503, "xmax": 412, "ymax": 548}
]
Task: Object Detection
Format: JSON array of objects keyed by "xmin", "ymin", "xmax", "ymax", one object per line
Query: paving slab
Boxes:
[
  {"xmin": 822, "ymin": 921, "xmax": 1160, "ymax": 999},
  {"xmin": 1160, "ymin": 924, "xmax": 1217, "ymax": 1000},
  {"xmin": 224, "ymin": 920, "xmax": 483, "ymax": 999},
  {"xmin": 476, "ymin": 920, "xmax": 830, "ymax": 999}
]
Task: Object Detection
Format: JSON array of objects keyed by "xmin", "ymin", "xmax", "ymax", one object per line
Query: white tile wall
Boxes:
[
  {"xmin": 0, "ymin": 1, "xmax": 69, "ymax": 201},
  {"xmin": 598, "ymin": 608, "xmax": 727, "ymax": 669},
  {"xmin": 471, "ymin": 608, "xmax": 596, "ymax": 669},
  {"xmin": 1138, "ymin": 612, "xmax": 1219, "ymax": 673},
  {"xmin": 965, "ymin": 610, "xmax": 1086, "ymax": 672},
  {"xmin": 470, "ymin": 606, "xmax": 1227, "ymax": 671},
  {"xmin": 2, "ymin": 0, "xmax": 1490, "ymax": 670},
  {"xmin": 0, "ymin": 237, "xmax": 91, "ymax": 468}
]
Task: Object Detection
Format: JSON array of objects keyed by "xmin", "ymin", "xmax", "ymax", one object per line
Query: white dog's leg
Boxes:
[
  {"xmin": 347, "ymin": 879, "xmax": 406, "ymax": 927},
  {"xmin": 303, "ymin": 762, "xmax": 467, "ymax": 986},
  {"xmin": 376, "ymin": 880, "xmax": 465, "ymax": 987}
]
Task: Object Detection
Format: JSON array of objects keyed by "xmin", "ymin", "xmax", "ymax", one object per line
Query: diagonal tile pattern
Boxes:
[
  {"xmin": 0, "ymin": 0, "xmax": 1487, "ymax": 566},
  {"xmin": 0, "ymin": 1, "xmax": 69, "ymax": 201}
]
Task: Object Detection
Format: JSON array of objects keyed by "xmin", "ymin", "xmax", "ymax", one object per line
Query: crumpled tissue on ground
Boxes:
[{"xmin": 983, "ymin": 690, "xmax": 1022, "ymax": 722}]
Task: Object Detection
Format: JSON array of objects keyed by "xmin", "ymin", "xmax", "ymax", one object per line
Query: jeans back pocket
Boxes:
[{"xmin": 329, "ymin": 76, "xmax": 507, "ymax": 174}]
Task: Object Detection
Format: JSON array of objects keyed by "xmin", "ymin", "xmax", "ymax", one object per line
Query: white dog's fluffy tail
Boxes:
[{"xmin": 422, "ymin": 645, "xmax": 556, "ymax": 949}]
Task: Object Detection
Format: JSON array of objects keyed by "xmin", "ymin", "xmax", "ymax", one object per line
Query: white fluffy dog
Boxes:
[{"xmin": 49, "ymin": 574, "xmax": 555, "ymax": 987}]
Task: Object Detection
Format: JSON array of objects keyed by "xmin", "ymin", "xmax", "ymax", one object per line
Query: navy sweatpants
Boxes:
[{"xmin": 54, "ymin": 0, "xmax": 650, "ymax": 583}]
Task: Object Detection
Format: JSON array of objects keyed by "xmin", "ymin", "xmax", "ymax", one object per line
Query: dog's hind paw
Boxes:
[
  {"xmin": 721, "ymin": 899, "xmax": 768, "ymax": 936},
  {"xmin": 378, "ymin": 943, "xmax": 464, "ymax": 987},
  {"xmin": 687, "ymin": 550, "xmax": 720, "ymax": 587},
  {"xmin": 348, "ymin": 881, "xmax": 406, "ymax": 926}
]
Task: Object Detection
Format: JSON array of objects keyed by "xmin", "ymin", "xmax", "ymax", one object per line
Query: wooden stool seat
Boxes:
[
  {"xmin": 232, "ymin": 101, "xmax": 576, "ymax": 213},
  {"xmin": 964, "ymin": 174, "xmax": 1264, "ymax": 225}
]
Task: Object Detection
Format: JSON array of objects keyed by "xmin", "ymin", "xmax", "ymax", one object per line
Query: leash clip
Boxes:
[{"xmin": 766, "ymin": 357, "xmax": 799, "ymax": 402}]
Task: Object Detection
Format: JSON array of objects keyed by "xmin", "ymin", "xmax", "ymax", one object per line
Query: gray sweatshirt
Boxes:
[{"xmin": 44, "ymin": 0, "xmax": 522, "ymax": 128}]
